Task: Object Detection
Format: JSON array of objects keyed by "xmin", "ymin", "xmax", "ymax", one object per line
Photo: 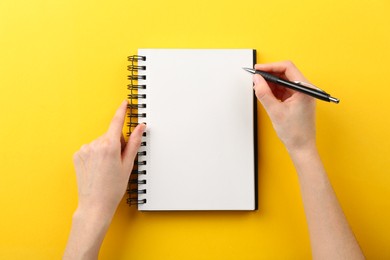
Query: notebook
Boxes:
[{"xmin": 127, "ymin": 49, "xmax": 257, "ymax": 211}]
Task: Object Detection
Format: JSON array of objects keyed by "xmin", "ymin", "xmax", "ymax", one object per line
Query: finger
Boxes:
[
  {"xmin": 253, "ymin": 74, "xmax": 279, "ymax": 111},
  {"xmin": 269, "ymin": 83, "xmax": 295, "ymax": 102},
  {"xmin": 107, "ymin": 100, "xmax": 128, "ymax": 140},
  {"xmin": 255, "ymin": 61, "xmax": 306, "ymax": 82},
  {"xmin": 122, "ymin": 123, "xmax": 146, "ymax": 172}
]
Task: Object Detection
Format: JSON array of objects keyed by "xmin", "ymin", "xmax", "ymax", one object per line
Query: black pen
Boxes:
[{"xmin": 243, "ymin": 68, "xmax": 340, "ymax": 104}]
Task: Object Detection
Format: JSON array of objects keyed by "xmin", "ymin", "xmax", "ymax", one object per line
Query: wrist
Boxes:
[
  {"xmin": 75, "ymin": 196, "xmax": 120, "ymax": 222},
  {"xmin": 64, "ymin": 207, "xmax": 113, "ymax": 259},
  {"xmin": 277, "ymin": 127, "xmax": 316, "ymax": 157},
  {"xmin": 287, "ymin": 143, "xmax": 326, "ymax": 181},
  {"xmin": 286, "ymin": 142, "xmax": 319, "ymax": 163},
  {"xmin": 73, "ymin": 204, "xmax": 115, "ymax": 227}
]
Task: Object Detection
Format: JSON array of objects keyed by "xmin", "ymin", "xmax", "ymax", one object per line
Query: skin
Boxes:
[
  {"xmin": 64, "ymin": 62, "xmax": 365, "ymax": 259},
  {"xmin": 253, "ymin": 61, "xmax": 364, "ymax": 260},
  {"xmin": 63, "ymin": 100, "xmax": 145, "ymax": 260}
]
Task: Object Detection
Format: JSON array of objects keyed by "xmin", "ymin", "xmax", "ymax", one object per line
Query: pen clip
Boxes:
[{"xmin": 293, "ymin": 81, "xmax": 327, "ymax": 94}]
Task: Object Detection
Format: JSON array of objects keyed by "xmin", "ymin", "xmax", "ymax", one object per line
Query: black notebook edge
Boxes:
[{"xmin": 253, "ymin": 49, "xmax": 259, "ymax": 210}]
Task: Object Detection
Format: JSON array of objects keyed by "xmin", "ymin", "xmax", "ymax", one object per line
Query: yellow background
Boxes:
[{"xmin": 0, "ymin": 0, "xmax": 389, "ymax": 259}]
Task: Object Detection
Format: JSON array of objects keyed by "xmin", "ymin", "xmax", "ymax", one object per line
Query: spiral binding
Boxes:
[{"xmin": 127, "ymin": 55, "xmax": 147, "ymax": 206}]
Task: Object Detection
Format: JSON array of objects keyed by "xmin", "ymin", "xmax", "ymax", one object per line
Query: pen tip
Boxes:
[
  {"xmin": 329, "ymin": 97, "xmax": 340, "ymax": 104},
  {"xmin": 242, "ymin": 67, "xmax": 254, "ymax": 74}
]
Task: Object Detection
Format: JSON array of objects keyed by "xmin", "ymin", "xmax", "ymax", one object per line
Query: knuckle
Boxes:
[
  {"xmin": 72, "ymin": 151, "xmax": 80, "ymax": 163},
  {"xmin": 254, "ymin": 86, "xmax": 266, "ymax": 101},
  {"xmin": 284, "ymin": 60, "xmax": 295, "ymax": 68},
  {"xmin": 79, "ymin": 144, "xmax": 90, "ymax": 154},
  {"xmin": 254, "ymin": 87, "xmax": 261, "ymax": 97},
  {"xmin": 100, "ymin": 137, "xmax": 111, "ymax": 149},
  {"xmin": 101, "ymin": 136, "xmax": 120, "ymax": 154},
  {"xmin": 74, "ymin": 144, "xmax": 90, "ymax": 162},
  {"xmin": 90, "ymin": 139, "xmax": 99, "ymax": 147}
]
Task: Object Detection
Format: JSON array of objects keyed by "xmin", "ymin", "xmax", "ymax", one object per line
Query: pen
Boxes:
[{"xmin": 243, "ymin": 68, "xmax": 340, "ymax": 104}]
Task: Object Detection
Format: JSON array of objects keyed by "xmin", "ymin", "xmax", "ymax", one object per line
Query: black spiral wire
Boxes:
[{"xmin": 126, "ymin": 55, "xmax": 147, "ymax": 205}]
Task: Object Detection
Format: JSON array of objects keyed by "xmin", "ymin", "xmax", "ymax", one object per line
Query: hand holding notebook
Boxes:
[{"xmin": 64, "ymin": 101, "xmax": 146, "ymax": 259}]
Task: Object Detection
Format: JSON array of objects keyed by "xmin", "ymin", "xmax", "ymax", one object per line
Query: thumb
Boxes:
[
  {"xmin": 253, "ymin": 74, "xmax": 278, "ymax": 112},
  {"xmin": 122, "ymin": 123, "xmax": 146, "ymax": 173}
]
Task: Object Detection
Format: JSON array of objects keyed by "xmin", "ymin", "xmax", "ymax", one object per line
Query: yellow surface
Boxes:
[{"xmin": 0, "ymin": 0, "xmax": 389, "ymax": 259}]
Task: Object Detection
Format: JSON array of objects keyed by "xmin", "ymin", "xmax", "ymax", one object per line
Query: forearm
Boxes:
[
  {"xmin": 64, "ymin": 102, "xmax": 145, "ymax": 259},
  {"xmin": 63, "ymin": 208, "xmax": 113, "ymax": 260},
  {"xmin": 289, "ymin": 145, "xmax": 364, "ymax": 260}
]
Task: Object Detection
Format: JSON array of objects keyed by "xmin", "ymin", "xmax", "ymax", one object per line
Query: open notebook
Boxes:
[{"xmin": 127, "ymin": 49, "xmax": 257, "ymax": 211}]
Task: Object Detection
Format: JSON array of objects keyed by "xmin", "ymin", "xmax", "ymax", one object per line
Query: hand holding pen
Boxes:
[
  {"xmin": 250, "ymin": 61, "xmax": 319, "ymax": 153},
  {"xmin": 248, "ymin": 61, "xmax": 365, "ymax": 259},
  {"xmin": 244, "ymin": 65, "xmax": 339, "ymax": 104}
]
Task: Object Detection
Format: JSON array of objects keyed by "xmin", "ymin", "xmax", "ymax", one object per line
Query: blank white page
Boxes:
[{"xmin": 136, "ymin": 49, "xmax": 256, "ymax": 210}]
